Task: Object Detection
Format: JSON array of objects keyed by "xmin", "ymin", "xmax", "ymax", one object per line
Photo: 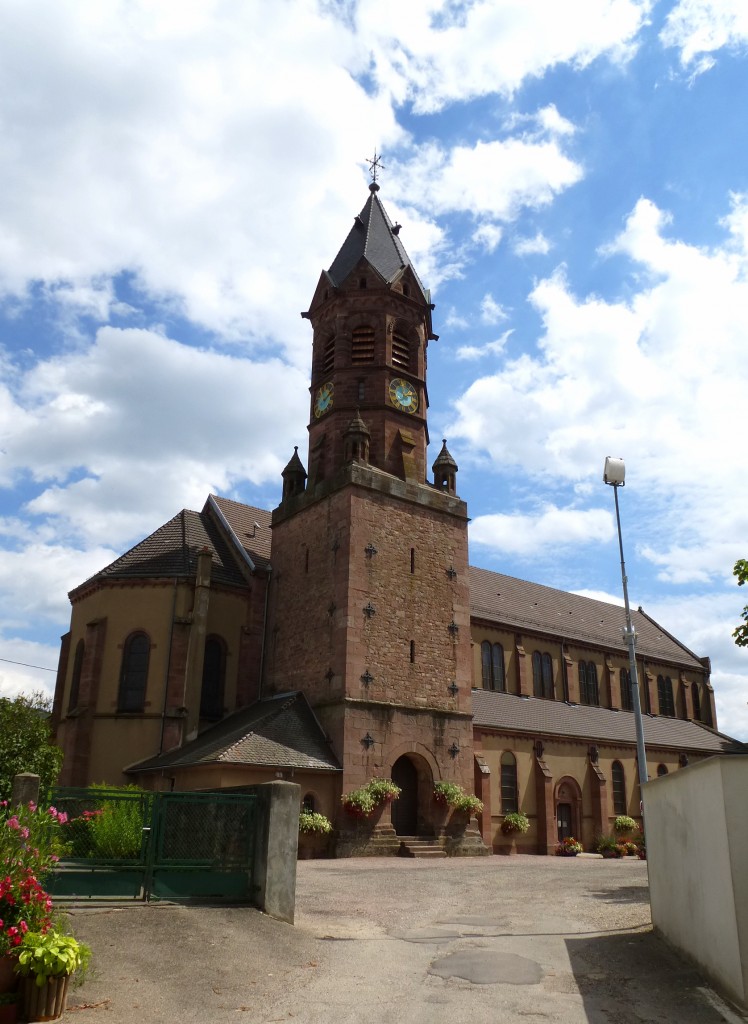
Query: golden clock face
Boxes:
[
  {"xmin": 389, "ymin": 378, "xmax": 418, "ymax": 414},
  {"xmin": 314, "ymin": 382, "xmax": 334, "ymax": 418}
]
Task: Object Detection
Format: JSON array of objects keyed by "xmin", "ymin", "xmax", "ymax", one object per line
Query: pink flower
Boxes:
[
  {"xmin": 19, "ymin": 921, "xmax": 28, "ymax": 933},
  {"xmin": 6, "ymin": 817, "xmax": 19, "ymax": 830},
  {"xmin": 28, "ymin": 802, "xmax": 36, "ymax": 812}
]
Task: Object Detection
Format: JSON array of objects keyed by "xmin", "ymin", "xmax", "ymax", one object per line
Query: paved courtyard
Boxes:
[{"xmin": 68, "ymin": 856, "xmax": 746, "ymax": 1024}]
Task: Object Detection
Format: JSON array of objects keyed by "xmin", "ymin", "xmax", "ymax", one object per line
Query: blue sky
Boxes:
[{"xmin": 1, "ymin": 0, "xmax": 747, "ymax": 740}]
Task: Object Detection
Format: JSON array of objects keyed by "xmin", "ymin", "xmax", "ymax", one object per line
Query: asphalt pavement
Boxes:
[{"xmin": 65, "ymin": 856, "xmax": 748, "ymax": 1024}]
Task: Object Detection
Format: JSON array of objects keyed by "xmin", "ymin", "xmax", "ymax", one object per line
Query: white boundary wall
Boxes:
[{"xmin": 644, "ymin": 754, "xmax": 748, "ymax": 1009}]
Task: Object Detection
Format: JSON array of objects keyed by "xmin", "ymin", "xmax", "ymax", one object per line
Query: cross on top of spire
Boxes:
[{"xmin": 365, "ymin": 150, "xmax": 385, "ymax": 186}]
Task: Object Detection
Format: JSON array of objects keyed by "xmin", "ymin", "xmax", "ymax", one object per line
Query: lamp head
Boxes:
[{"xmin": 603, "ymin": 456, "xmax": 625, "ymax": 486}]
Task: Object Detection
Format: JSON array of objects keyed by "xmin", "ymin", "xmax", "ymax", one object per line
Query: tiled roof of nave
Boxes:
[{"xmin": 469, "ymin": 565, "xmax": 704, "ymax": 670}]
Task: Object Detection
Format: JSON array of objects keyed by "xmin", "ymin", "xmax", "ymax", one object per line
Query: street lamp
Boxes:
[{"xmin": 603, "ymin": 457, "xmax": 649, "ymax": 797}]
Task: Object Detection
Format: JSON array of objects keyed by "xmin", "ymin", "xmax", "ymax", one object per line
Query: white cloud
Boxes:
[
  {"xmin": 481, "ymin": 294, "xmax": 508, "ymax": 324},
  {"xmin": 514, "ymin": 232, "xmax": 551, "ymax": 256},
  {"xmin": 1, "ymin": 326, "xmax": 308, "ymax": 546},
  {"xmin": 450, "ymin": 194, "xmax": 748, "ymax": 586},
  {"xmin": 456, "ymin": 333, "xmax": 513, "ymax": 361},
  {"xmin": 0, "ymin": 638, "xmax": 58, "ymax": 702},
  {"xmin": 473, "ymin": 224, "xmax": 503, "ymax": 253},
  {"xmin": 470, "ymin": 505, "xmax": 614, "ymax": 556},
  {"xmin": 661, "ymin": 0, "xmax": 748, "ymax": 66},
  {"xmin": 357, "ymin": 0, "xmax": 652, "ymax": 112},
  {"xmin": 394, "ymin": 136, "xmax": 583, "ymax": 222}
]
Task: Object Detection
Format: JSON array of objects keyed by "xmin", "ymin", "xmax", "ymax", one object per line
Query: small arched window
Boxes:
[
  {"xmin": 118, "ymin": 631, "xmax": 150, "ymax": 713},
  {"xmin": 612, "ymin": 761, "xmax": 626, "ymax": 816},
  {"xmin": 68, "ymin": 639, "xmax": 85, "ymax": 712},
  {"xmin": 322, "ymin": 334, "xmax": 336, "ymax": 376},
  {"xmin": 533, "ymin": 652, "xmax": 553, "ymax": 699},
  {"xmin": 620, "ymin": 668, "xmax": 633, "ymax": 711},
  {"xmin": 657, "ymin": 764, "xmax": 669, "ymax": 777},
  {"xmin": 657, "ymin": 675, "xmax": 675, "ymax": 717},
  {"xmin": 691, "ymin": 682, "xmax": 701, "ymax": 722},
  {"xmin": 302, "ymin": 793, "xmax": 316, "ymax": 813},
  {"xmin": 200, "ymin": 635, "xmax": 225, "ymax": 721},
  {"xmin": 578, "ymin": 661, "xmax": 599, "ymax": 706},
  {"xmin": 500, "ymin": 751, "xmax": 518, "ymax": 814},
  {"xmin": 481, "ymin": 641, "xmax": 505, "ymax": 692}
]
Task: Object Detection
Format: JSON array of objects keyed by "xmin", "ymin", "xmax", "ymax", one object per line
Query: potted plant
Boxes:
[
  {"xmin": 433, "ymin": 781, "xmax": 464, "ymax": 808},
  {"xmin": 297, "ymin": 812, "xmax": 332, "ymax": 859},
  {"xmin": 613, "ymin": 815, "xmax": 637, "ymax": 836},
  {"xmin": 14, "ymin": 931, "xmax": 90, "ymax": 1022},
  {"xmin": 555, "ymin": 836, "xmax": 583, "ymax": 857},
  {"xmin": 340, "ymin": 778, "xmax": 401, "ymax": 818},
  {"xmin": 594, "ymin": 834, "xmax": 622, "ymax": 858},
  {"xmin": 500, "ymin": 812, "xmax": 529, "ymax": 836}
]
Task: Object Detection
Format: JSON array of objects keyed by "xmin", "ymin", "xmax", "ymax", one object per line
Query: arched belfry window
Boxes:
[
  {"xmin": 578, "ymin": 661, "xmax": 599, "ymax": 706},
  {"xmin": 117, "ymin": 631, "xmax": 150, "ymax": 713},
  {"xmin": 612, "ymin": 761, "xmax": 626, "ymax": 815},
  {"xmin": 68, "ymin": 639, "xmax": 85, "ymax": 711},
  {"xmin": 322, "ymin": 334, "xmax": 336, "ymax": 376},
  {"xmin": 200, "ymin": 635, "xmax": 226, "ymax": 721},
  {"xmin": 391, "ymin": 330, "xmax": 410, "ymax": 371},
  {"xmin": 351, "ymin": 326, "xmax": 375, "ymax": 364},
  {"xmin": 481, "ymin": 641, "xmax": 505, "ymax": 692}
]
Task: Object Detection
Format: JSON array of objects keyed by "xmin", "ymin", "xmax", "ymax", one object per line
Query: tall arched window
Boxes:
[
  {"xmin": 391, "ymin": 330, "xmax": 410, "ymax": 370},
  {"xmin": 612, "ymin": 761, "xmax": 626, "ymax": 815},
  {"xmin": 657, "ymin": 675, "xmax": 675, "ymax": 717},
  {"xmin": 532, "ymin": 652, "xmax": 553, "ymax": 699},
  {"xmin": 500, "ymin": 751, "xmax": 518, "ymax": 814},
  {"xmin": 117, "ymin": 632, "xmax": 150, "ymax": 713},
  {"xmin": 578, "ymin": 661, "xmax": 599, "ymax": 706},
  {"xmin": 620, "ymin": 668, "xmax": 633, "ymax": 711},
  {"xmin": 68, "ymin": 639, "xmax": 85, "ymax": 712},
  {"xmin": 691, "ymin": 682, "xmax": 701, "ymax": 722},
  {"xmin": 481, "ymin": 641, "xmax": 505, "ymax": 692},
  {"xmin": 200, "ymin": 635, "xmax": 226, "ymax": 721}
]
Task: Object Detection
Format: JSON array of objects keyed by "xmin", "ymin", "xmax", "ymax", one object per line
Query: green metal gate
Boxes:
[{"xmin": 46, "ymin": 788, "xmax": 258, "ymax": 902}]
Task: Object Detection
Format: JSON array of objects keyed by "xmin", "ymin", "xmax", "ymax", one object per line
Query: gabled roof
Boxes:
[
  {"xmin": 71, "ymin": 508, "xmax": 249, "ymax": 596},
  {"xmin": 326, "ymin": 185, "xmax": 428, "ymax": 301},
  {"xmin": 469, "ymin": 566, "xmax": 705, "ymax": 670},
  {"xmin": 207, "ymin": 495, "xmax": 272, "ymax": 571},
  {"xmin": 472, "ymin": 689, "xmax": 741, "ymax": 754},
  {"xmin": 129, "ymin": 691, "xmax": 341, "ymax": 773}
]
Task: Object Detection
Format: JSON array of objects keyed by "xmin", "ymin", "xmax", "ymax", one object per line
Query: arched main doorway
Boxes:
[{"xmin": 391, "ymin": 755, "xmax": 419, "ymax": 836}]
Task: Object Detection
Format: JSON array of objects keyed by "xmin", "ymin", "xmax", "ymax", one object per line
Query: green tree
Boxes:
[
  {"xmin": 0, "ymin": 692, "xmax": 63, "ymax": 802},
  {"xmin": 733, "ymin": 559, "xmax": 748, "ymax": 648}
]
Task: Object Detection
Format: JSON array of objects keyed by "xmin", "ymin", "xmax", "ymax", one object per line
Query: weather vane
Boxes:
[{"xmin": 366, "ymin": 150, "xmax": 385, "ymax": 184}]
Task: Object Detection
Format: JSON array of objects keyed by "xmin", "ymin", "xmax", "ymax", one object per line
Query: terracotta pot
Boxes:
[
  {"xmin": 0, "ymin": 958, "xmax": 17, "ymax": 995},
  {"xmin": 20, "ymin": 976, "xmax": 70, "ymax": 1022}
]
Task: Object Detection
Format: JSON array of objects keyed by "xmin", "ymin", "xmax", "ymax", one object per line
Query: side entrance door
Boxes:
[{"xmin": 557, "ymin": 802, "xmax": 572, "ymax": 841}]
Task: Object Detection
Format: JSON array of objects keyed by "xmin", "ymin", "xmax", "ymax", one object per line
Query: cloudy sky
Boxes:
[{"xmin": 1, "ymin": 0, "xmax": 747, "ymax": 740}]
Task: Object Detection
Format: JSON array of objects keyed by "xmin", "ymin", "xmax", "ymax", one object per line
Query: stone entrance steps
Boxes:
[{"xmin": 397, "ymin": 836, "xmax": 447, "ymax": 858}]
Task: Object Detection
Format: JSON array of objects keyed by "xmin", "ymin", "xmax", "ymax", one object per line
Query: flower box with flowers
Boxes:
[
  {"xmin": 340, "ymin": 779, "xmax": 401, "ymax": 819},
  {"xmin": 555, "ymin": 836, "xmax": 583, "ymax": 857}
]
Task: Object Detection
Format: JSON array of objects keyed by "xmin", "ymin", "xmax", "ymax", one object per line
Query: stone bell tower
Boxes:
[{"xmin": 265, "ymin": 176, "xmax": 478, "ymax": 847}]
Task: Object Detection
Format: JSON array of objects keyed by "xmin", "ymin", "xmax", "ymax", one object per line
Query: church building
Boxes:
[{"xmin": 52, "ymin": 181, "xmax": 739, "ymax": 855}]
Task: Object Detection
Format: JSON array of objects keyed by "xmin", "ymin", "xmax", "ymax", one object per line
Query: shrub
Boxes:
[
  {"xmin": 433, "ymin": 781, "xmax": 464, "ymax": 807},
  {"xmin": 454, "ymin": 794, "xmax": 483, "ymax": 815},
  {"xmin": 500, "ymin": 812, "xmax": 529, "ymax": 835},
  {"xmin": 69, "ymin": 784, "xmax": 148, "ymax": 860}
]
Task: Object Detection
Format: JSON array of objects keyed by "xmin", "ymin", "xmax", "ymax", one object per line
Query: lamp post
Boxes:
[{"xmin": 603, "ymin": 457, "xmax": 649, "ymax": 797}]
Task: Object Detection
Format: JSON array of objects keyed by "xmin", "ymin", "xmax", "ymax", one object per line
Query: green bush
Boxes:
[
  {"xmin": 78, "ymin": 784, "xmax": 147, "ymax": 860},
  {"xmin": 299, "ymin": 812, "xmax": 332, "ymax": 835}
]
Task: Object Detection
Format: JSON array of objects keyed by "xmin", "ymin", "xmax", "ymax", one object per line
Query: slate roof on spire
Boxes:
[
  {"xmin": 433, "ymin": 438, "xmax": 458, "ymax": 472},
  {"xmin": 327, "ymin": 184, "xmax": 428, "ymax": 300}
]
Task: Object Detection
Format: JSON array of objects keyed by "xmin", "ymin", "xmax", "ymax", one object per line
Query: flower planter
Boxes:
[
  {"xmin": 20, "ymin": 976, "xmax": 69, "ymax": 1022},
  {"xmin": 0, "ymin": 958, "xmax": 17, "ymax": 995}
]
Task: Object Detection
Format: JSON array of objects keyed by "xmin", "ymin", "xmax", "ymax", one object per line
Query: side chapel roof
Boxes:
[{"xmin": 129, "ymin": 691, "xmax": 341, "ymax": 773}]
